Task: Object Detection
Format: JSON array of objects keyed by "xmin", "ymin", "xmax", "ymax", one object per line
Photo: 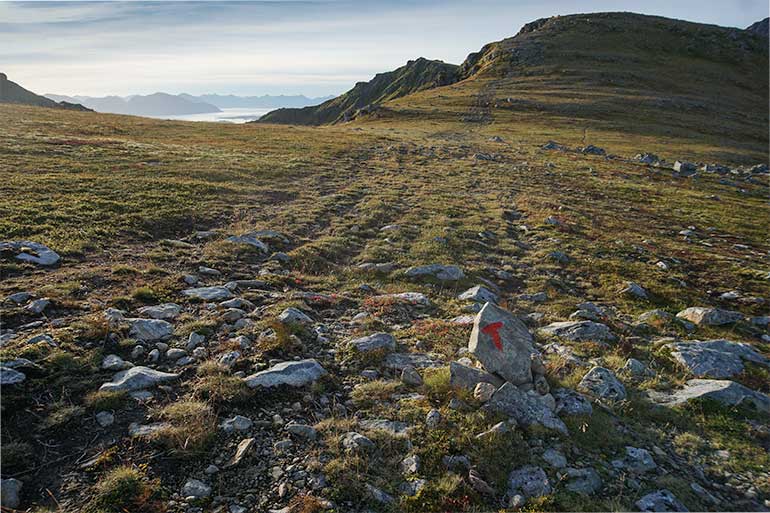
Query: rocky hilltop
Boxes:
[{"xmin": 0, "ymin": 11, "xmax": 768, "ymax": 513}]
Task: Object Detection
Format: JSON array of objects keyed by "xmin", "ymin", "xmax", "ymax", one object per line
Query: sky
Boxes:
[{"xmin": 1, "ymin": 0, "xmax": 767, "ymax": 97}]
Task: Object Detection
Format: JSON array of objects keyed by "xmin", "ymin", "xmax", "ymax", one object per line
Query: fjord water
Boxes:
[{"xmin": 148, "ymin": 107, "xmax": 274, "ymax": 123}]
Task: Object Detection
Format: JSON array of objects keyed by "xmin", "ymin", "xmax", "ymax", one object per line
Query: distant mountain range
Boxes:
[
  {"xmin": 1, "ymin": 73, "xmax": 91, "ymax": 111},
  {"xmin": 45, "ymin": 92, "xmax": 333, "ymax": 116}
]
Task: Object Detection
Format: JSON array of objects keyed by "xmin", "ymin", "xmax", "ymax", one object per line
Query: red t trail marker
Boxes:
[{"xmin": 481, "ymin": 321, "xmax": 504, "ymax": 351}]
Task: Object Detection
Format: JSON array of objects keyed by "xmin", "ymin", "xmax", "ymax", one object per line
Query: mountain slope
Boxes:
[
  {"xmin": 381, "ymin": 12, "xmax": 768, "ymax": 155},
  {"xmin": 259, "ymin": 57, "xmax": 458, "ymax": 125},
  {"xmin": 0, "ymin": 74, "xmax": 90, "ymax": 111},
  {"xmin": 746, "ymin": 17, "xmax": 769, "ymax": 37}
]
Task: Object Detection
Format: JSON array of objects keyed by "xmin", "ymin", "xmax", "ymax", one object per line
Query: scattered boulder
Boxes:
[
  {"xmin": 101, "ymin": 354, "xmax": 131, "ymax": 371},
  {"xmin": 1, "ymin": 240, "xmax": 60, "ymax": 266},
  {"xmin": 449, "ymin": 361, "xmax": 504, "ymax": 391},
  {"xmin": 182, "ymin": 286, "xmax": 234, "ymax": 301},
  {"xmin": 620, "ymin": 281, "xmax": 649, "ymax": 299},
  {"xmin": 99, "ymin": 366, "xmax": 179, "ymax": 392},
  {"xmin": 563, "ymin": 467, "xmax": 602, "ymax": 495},
  {"xmin": 487, "ymin": 383, "xmax": 567, "ymax": 433},
  {"xmin": 553, "ymin": 388, "xmax": 593, "ymax": 416},
  {"xmin": 341, "ymin": 432, "xmax": 375, "ymax": 452},
  {"xmin": 507, "ymin": 465, "xmax": 552, "ymax": 499},
  {"xmin": 458, "ymin": 285, "xmax": 499, "ymax": 304},
  {"xmin": 665, "ymin": 339, "xmax": 769, "ymax": 378},
  {"xmin": 277, "ymin": 307, "xmax": 313, "ymax": 325},
  {"xmin": 127, "ymin": 318, "xmax": 173, "ymax": 342},
  {"xmin": 468, "ymin": 302, "xmax": 535, "ymax": 385},
  {"xmin": 635, "ymin": 489, "xmax": 688, "ymax": 512},
  {"xmin": 244, "ymin": 359, "xmax": 326, "ymax": 388},
  {"xmin": 225, "ymin": 234, "xmax": 269, "ymax": 252},
  {"xmin": 676, "ymin": 307, "xmax": 743, "ymax": 326},
  {"xmin": 578, "ymin": 366, "xmax": 626, "ymax": 401},
  {"xmin": 538, "ymin": 321, "xmax": 617, "ymax": 343},
  {"xmin": 349, "ymin": 333, "xmax": 396, "ymax": 353},
  {"xmin": 181, "ymin": 479, "xmax": 211, "ymax": 500},
  {"xmin": 404, "ymin": 264, "xmax": 465, "ymax": 282},
  {"xmin": 612, "ymin": 446, "xmax": 657, "ymax": 473},
  {"xmin": 138, "ymin": 303, "xmax": 182, "ymax": 320},
  {"xmin": 649, "ymin": 379, "xmax": 770, "ymax": 413}
]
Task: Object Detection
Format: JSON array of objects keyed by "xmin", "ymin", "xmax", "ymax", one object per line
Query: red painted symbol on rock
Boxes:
[{"xmin": 482, "ymin": 321, "xmax": 504, "ymax": 351}]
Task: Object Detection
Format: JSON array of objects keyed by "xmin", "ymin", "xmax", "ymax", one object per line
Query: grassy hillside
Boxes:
[
  {"xmin": 260, "ymin": 57, "xmax": 458, "ymax": 125},
  {"xmin": 0, "ymin": 12, "xmax": 768, "ymax": 513}
]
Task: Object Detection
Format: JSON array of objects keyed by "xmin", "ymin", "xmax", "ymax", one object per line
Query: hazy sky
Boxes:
[{"xmin": 1, "ymin": 0, "xmax": 767, "ymax": 97}]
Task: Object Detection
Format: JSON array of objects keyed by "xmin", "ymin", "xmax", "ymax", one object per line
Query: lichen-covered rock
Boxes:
[
  {"xmin": 507, "ymin": 465, "xmax": 551, "ymax": 498},
  {"xmin": 449, "ymin": 361, "xmax": 504, "ymax": 391},
  {"xmin": 404, "ymin": 263, "xmax": 465, "ymax": 282},
  {"xmin": 458, "ymin": 285, "xmax": 499, "ymax": 304},
  {"xmin": 1, "ymin": 240, "xmax": 60, "ymax": 266},
  {"xmin": 127, "ymin": 318, "xmax": 174, "ymax": 341},
  {"xmin": 635, "ymin": 489, "xmax": 688, "ymax": 512},
  {"xmin": 487, "ymin": 383, "xmax": 567, "ymax": 433},
  {"xmin": 349, "ymin": 332, "xmax": 396, "ymax": 353},
  {"xmin": 243, "ymin": 359, "xmax": 326, "ymax": 388},
  {"xmin": 468, "ymin": 302, "xmax": 535, "ymax": 384},
  {"xmin": 676, "ymin": 307, "xmax": 743, "ymax": 326},
  {"xmin": 538, "ymin": 321, "xmax": 617, "ymax": 343},
  {"xmin": 578, "ymin": 366, "xmax": 626, "ymax": 401},
  {"xmin": 649, "ymin": 379, "xmax": 770, "ymax": 413},
  {"xmin": 665, "ymin": 339, "xmax": 769, "ymax": 378},
  {"xmin": 99, "ymin": 366, "xmax": 179, "ymax": 392},
  {"xmin": 182, "ymin": 286, "xmax": 234, "ymax": 301}
]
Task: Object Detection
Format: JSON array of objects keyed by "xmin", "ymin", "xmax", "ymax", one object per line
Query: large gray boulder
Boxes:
[
  {"xmin": 1, "ymin": 240, "xmax": 60, "ymax": 266},
  {"xmin": 349, "ymin": 333, "xmax": 396, "ymax": 353},
  {"xmin": 99, "ymin": 366, "xmax": 179, "ymax": 392},
  {"xmin": 458, "ymin": 285, "xmax": 498, "ymax": 304},
  {"xmin": 578, "ymin": 366, "xmax": 626, "ymax": 401},
  {"xmin": 676, "ymin": 307, "xmax": 743, "ymax": 326},
  {"xmin": 635, "ymin": 489, "xmax": 688, "ymax": 512},
  {"xmin": 666, "ymin": 339, "xmax": 769, "ymax": 378},
  {"xmin": 649, "ymin": 379, "xmax": 770, "ymax": 413},
  {"xmin": 469, "ymin": 302, "xmax": 535, "ymax": 385},
  {"xmin": 563, "ymin": 467, "xmax": 602, "ymax": 495},
  {"xmin": 182, "ymin": 286, "xmax": 234, "ymax": 301},
  {"xmin": 538, "ymin": 321, "xmax": 617, "ymax": 343},
  {"xmin": 225, "ymin": 234, "xmax": 269, "ymax": 253},
  {"xmin": 137, "ymin": 303, "xmax": 182, "ymax": 320},
  {"xmin": 371, "ymin": 292, "xmax": 431, "ymax": 307},
  {"xmin": 404, "ymin": 264, "xmax": 464, "ymax": 282},
  {"xmin": 449, "ymin": 361, "xmax": 504, "ymax": 391},
  {"xmin": 507, "ymin": 465, "xmax": 552, "ymax": 498},
  {"xmin": 487, "ymin": 383, "xmax": 567, "ymax": 434},
  {"xmin": 127, "ymin": 318, "xmax": 173, "ymax": 341},
  {"xmin": 244, "ymin": 359, "xmax": 326, "ymax": 388}
]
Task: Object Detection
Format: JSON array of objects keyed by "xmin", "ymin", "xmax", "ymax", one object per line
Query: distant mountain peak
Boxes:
[
  {"xmin": 1, "ymin": 73, "xmax": 91, "ymax": 111},
  {"xmin": 746, "ymin": 17, "xmax": 769, "ymax": 37}
]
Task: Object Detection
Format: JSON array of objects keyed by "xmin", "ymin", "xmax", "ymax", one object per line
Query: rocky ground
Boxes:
[{"xmin": 0, "ymin": 102, "xmax": 769, "ymax": 513}]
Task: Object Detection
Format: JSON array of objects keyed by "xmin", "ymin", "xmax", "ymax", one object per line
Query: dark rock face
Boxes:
[{"xmin": 746, "ymin": 17, "xmax": 769, "ymax": 38}]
